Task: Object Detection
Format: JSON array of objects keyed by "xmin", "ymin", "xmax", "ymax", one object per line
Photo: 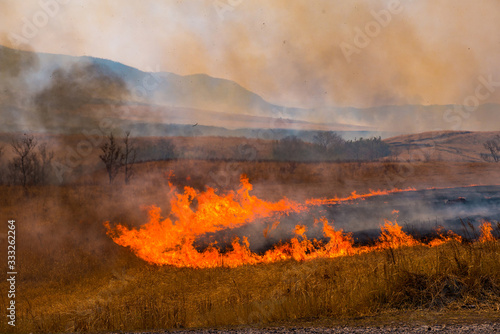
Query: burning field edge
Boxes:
[
  {"xmin": 103, "ymin": 175, "xmax": 498, "ymax": 269},
  {"xmin": 1, "ymin": 164, "xmax": 499, "ymax": 333}
]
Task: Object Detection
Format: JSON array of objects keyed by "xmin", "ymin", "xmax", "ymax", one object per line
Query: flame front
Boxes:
[
  {"xmin": 105, "ymin": 175, "xmax": 304, "ymax": 268},
  {"xmin": 305, "ymin": 188, "xmax": 417, "ymax": 206},
  {"xmin": 105, "ymin": 177, "xmax": 497, "ymax": 268}
]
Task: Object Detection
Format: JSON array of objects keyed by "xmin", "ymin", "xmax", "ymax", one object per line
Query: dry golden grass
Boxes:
[
  {"xmin": 2, "ymin": 235, "xmax": 500, "ymax": 333},
  {"xmin": 385, "ymin": 130, "xmax": 500, "ymax": 162},
  {"xmin": 0, "ymin": 181, "xmax": 499, "ymax": 333},
  {"xmin": 98, "ymin": 159, "xmax": 500, "ymax": 201}
]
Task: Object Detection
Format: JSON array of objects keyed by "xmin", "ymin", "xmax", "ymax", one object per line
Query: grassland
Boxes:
[
  {"xmin": 5, "ymin": 238, "xmax": 500, "ymax": 333},
  {"xmin": 0, "ymin": 158, "xmax": 499, "ymax": 333}
]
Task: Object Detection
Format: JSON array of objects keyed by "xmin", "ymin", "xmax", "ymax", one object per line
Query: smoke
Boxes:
[
  {"xmin": 0, "ymin": 43, "xmax": 133, "ymax": 135},
  {"xmin": 0, "ymin": 45, "xmax": 41, "ymax": 134},
  {"xmin": 199, "ymin": 185, "xmax": 500, "ymax": 252},
  {"xmin": 1, "ymin": 0, "xmax": 499, "ymax": 111},
  {"xmin": 35, "ymin": 62, "xmax": 129, "ymax": 112},
  {"xmin": 0, "ymin": 46, "xmax": 39, "ymax": 103},
  {"xmin": 0, "ymin": 1, "xmax": 499, "ymax": 133},
  {"xmin": 34, "ymin": 60, "xmax": 131, "ymax": 129}
]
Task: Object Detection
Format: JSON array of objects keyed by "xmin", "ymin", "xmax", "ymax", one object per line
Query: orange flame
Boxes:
[
  {"xmin": 105, "ymin": 175, "xmax": 303, "ymax": 268},
  {"xmin": 105, "ymin": 176, "xmax": 497, "ymax": 268},
  {"xmin": 263, "ymin": 221, "xmax": 280, "ymax": 238},
  {"xmin": 428, "ymin": 226, "xmax": 462, "ymax": 247},
  {"xmin": 377, "ymin": 219, "xmax": 419, "ymax": 249},
  {"xmin": 479, "ymin": 221, "xmax": 495, "ymax": 242},
  {"xmin": 319, "ymin": 217, "xmax": 354, "ymax": 256},
  {"xmin": 305, "ymin": 187, "xmax": 417, "ymax": 206},
  {"xmin": 294, "ymin": 224, "xmax": 307, "ymax": 237}
]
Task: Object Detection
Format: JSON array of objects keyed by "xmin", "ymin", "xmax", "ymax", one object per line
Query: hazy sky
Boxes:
[{"xmin": 2, "ymin": 0, "xmax": 500, "ymax": 109}]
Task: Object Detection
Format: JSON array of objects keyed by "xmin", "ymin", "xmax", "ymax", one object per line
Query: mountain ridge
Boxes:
[{"xmin": 1, "ymin": 44, "xmax": 499, "ymax": 136}]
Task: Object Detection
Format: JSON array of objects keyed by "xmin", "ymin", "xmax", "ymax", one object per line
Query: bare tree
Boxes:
[
  {"xmin": 481, "ymin": 135, "xmax": 500, "ymax": 162},
  {"xmin": 123, "ymin": 131, "xmax": 136, "ymax": 184},
  {"xmin": 99, "ymin": 133, "xmax": 123, "ymax": 184},
  {"xmin": 273, "ymin": 136, "xmax": 308, "ymax": 161},
  {"xmin": 313, "ymin": 131, "xmax": 344, "ymax": 151},
  {"xmin": 405, "ymin": 138, "xmax": 413, "ymax": 162},
  {"xmin": 37, "ymin": 143, "xmax": 55, "ymax": 184},
  {"xmin": 7, "ymin": 135, "xmax": 55, "ymax": 188},
  {"xmin": 9, "ymin": 134, "xmax": 38, "ymax": 189}
]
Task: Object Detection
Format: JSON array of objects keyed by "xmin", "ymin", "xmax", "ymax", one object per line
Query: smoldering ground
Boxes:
[{"xmin": 195, "ymin": 185, "xmax": 500, "ymax": 253}]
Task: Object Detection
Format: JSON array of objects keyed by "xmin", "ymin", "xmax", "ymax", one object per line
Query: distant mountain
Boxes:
[
  {"xmin": 305, "ymin": 103, "xmax": 500, "ymax": 134},
  {"xmin": 103, "ymin": 121, "xmax": 392, "ymax": 142},
  {"xmin": 1, "ymin": 45, "xmax": 498, "ymax": 137},
  {"xmin": 0, "ymin": 45, "xmax": 365, "ymax": 135}
]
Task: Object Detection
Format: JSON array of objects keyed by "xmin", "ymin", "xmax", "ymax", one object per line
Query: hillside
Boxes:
[
  {"xmin": 384, "ymin": 131, "xmax": 500, "ymax": 162},
  {"xmin": 2, "ymin": 45, "xmax": 500, "ymax": 137},
  {"xmin": 0, "ymin": 45, "xmax": 355, "ymax": 135}
]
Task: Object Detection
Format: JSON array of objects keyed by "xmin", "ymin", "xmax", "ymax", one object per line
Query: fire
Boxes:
[
  {"xmin": 294, "ymin": 224, "xmax": 307, "ymax": 237},
  {"xmin": 260, "ymin": 218, "xmax": 354, "ymax": 263},
  {"xmin": 377, "ymin": 219, "xmax": 418, "ymax": 249},
  {"xmin": 105, "ymin": 176, "xmax": 498, "ymax": 268},
  {"xmin": 263, "ymin": 221, "xmax": 280, "ymax": 238},
  {"xmin": 428, "ymin": 227, "xmax": 462, "ymax": 247},
  {"xmin": 305, "ymin": 187, "xmax": 416, "ymax": 206},
  {"xmin": 319, "ymin": 217, "xmax": 354, "ymax": 256},
  {"xmin": 479, "ymin": 221, "xmax": 495, "ymax": 242},
  {"xmin": 105, "ymin": 175, "xmax": 303, "ymax": 268}
]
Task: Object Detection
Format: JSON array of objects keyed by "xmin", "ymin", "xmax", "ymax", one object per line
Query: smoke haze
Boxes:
[{"xmin": 1, "ymin": 0, "xmax": 500, "ymax": 112}]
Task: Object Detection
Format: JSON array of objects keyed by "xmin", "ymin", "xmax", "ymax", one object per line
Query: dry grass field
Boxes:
[
  {"xmin": 0, "ymin": 156, "xmax": 499, "ymax": 333},
  {"xmin": 77, "ymin": 158, "xmax": 500, "ymax": 203},
  {"xmin": 1, "ymin": 131, "xmax": 499, "ymax": 333},
  {"xmin": 385, "ymin": 131, "xmax": 500, "ymax": 162}
]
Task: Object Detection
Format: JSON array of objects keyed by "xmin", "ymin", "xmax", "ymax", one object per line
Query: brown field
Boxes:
[
  {"xmin": 127, "ymin": 159, "xmax": 500, "ymax": 201},
  {"xmin": 0, "ymin": 131, "xmax": 499, "ymax": 333},
  {"xmin": 385, "ymin": 130, "xmax": 500, "ymax": 163},
  {"xmin": 1, "ymin": 183, "xmax": 499, "ymax": 333}
]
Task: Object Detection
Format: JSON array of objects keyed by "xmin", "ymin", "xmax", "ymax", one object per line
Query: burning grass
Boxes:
[
  {"xmin": 1, "ymin": 179, "xmax": 499, "ymax": 333},
  {"xmin": 102, "ymin": 176, "xmax": 489, "ymax": 269},
  {"xmin": 5, "ymin": 234, "xmax": 499, "ymax": 333}
]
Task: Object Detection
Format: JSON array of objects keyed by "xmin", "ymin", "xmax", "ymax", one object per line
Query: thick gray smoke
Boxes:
[
  {"xmin": 2, "ymin": 1, "xmax": 500, "ymax": 117},
  {"xmin": 35, "ymin": 62, "xmax": 130, "ymax": 114}
]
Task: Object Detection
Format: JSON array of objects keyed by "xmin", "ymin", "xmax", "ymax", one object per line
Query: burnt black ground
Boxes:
[{"xmin": 195, "ymin": 186, "xmax": 500, "ymax": 252}]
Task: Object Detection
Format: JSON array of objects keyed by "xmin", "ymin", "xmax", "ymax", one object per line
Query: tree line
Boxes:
[
  {"xmin": 3, "ymin": 131, "xmax": 498, "ymax": 190},
  {"xmin": 0, "ymin": 131, "xmax": 394, "ymax": 189},
  {"xmin": 0, "ymin": 132, "xmax": 177, "ymax": 188},
  {"xmin": 272, "ymin": 132, "xmax": 392, "ymax": 162}
]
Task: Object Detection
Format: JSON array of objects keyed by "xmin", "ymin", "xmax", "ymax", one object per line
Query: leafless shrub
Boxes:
[
  {"xmin": 123, "ymin": 131, "xmax": 136, "ymax": 184},
  {"xmin": 99, "ymin": 133, "xmax": 123, "ymax": 184},
  {"xmin": 7, "ymin": 134, "xmax": 54, "ymax": 189},
  {"xmin": 481, "ymin": 135, "xmax": 500, "ymax": 162}
]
